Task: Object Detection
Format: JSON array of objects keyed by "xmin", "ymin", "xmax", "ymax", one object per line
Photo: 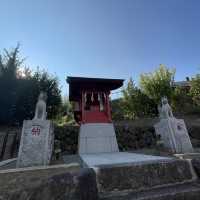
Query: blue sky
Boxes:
[{"xmin": 0, "ymin": 0, "xmax": 200, "ymax": 98}]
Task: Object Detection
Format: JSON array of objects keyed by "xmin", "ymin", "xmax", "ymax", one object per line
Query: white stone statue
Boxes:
[
  {"xmin": 17, "ymin": 91, "xmax": 54, "ymax": 168},
  {"xmin": 155, "ymin": 96, "xmax": 193, "ymax": 153},
  {"xmin": 158, "ymin": 97, "xmax": 174, "ymax": 119},
  {"xmin": 33, "ymin": 92, "xmax": 47, "ymax": 120}
]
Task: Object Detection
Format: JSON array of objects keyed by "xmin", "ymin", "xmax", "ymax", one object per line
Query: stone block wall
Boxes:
[
  {"xmin": 0, "ymin": 159, "xmax": 200, "ymax": 200},
  {"xmin": 96, "ymin": 159, "xmax": 193, "ymax": 194},
  {"xmin": 0, "ymin": 164, "xmax": 98, "ymax": 200}
]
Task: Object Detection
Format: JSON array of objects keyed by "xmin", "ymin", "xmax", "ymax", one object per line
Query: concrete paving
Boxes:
[
  {"xmin": 1, "ymin": 152, "xmax": 173, "ymax": 170},
  {"xmin": 80, "ymin": 152, "xmax": 172, "ymax": 167}
]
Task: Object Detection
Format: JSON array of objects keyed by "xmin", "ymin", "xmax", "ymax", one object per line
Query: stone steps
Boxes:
[
  {"xmin": 95, "ymin": 158, "xmax": 200, "ymax": 200},
  {"xmin": 96, "ymin": 159, "xmax": 195, "ymax": 193},
  {"xmin": 100, "ymin": 181, "xmax": 200, "ymax": 200},
  {"xmin": 0, "ymin": 154, "xmax": 199, "ymax": 200}
]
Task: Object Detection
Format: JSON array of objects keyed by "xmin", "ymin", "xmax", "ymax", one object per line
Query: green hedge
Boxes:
[
  {"xmin": 54, "ymin": 125, "xmax": 79, "ymax": 154},
  {"xmin": 115, "ymin": 125, "xmax": 156, "ymax": 151},
  {"xmin": 187, "ymin": 125, "xmax": 200, "ymax": 140},
  {"xmin": 54, "ymin": 125, "xmax": 157, "ymax": 154}
]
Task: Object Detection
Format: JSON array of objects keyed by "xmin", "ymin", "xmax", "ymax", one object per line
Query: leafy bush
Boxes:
[
  {"xmin": 54, "ymin": 125, "xmax": 157, "ymax": 154},
  {"xmin": 171, "ymin": 86, "xmax": 195, "ymax": 114},
  {"xmin": 115, "ymin": 125, "xmax": 157, "ymax": 151},
  {"xmin": 54, "ymin": 125, "xmax": 79, "ymax": 154}
]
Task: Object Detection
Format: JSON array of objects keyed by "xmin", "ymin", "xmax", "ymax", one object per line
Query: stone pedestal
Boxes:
[
  {"xmin": 154, "ymin": 118, "xmax": 193, "ymax": 153},
  {"xmin": 78, "ymin": 123, "xmax": 119, "ymax": 154},
  {"xmin": 17, "ymin": 119, "xmax": 54, "ymax": 168}
]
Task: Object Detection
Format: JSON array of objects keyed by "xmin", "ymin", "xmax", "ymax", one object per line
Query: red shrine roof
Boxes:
[{"xmin": 67, "ymin": 76, "xmax": 124, "ymax": 101}]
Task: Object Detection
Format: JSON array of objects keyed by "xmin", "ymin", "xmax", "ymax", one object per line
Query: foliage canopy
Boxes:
[
  {"xmin": 0, "ymin": 45, "xmax": 62, "ymax": 125},
  {"xmin": 120, "ymin": 78, "xmax": 157, "ymax": 119},
  {"xmin": 190, "ymin": 74, "xmax": 200, "ymax": 106},
  {"xmin": 140, "ymin": 64, "xmax": 175, "ymax": 104}
]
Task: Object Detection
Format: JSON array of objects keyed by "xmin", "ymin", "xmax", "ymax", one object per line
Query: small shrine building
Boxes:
[
  {"xmin": 67, "ymin": 76, "xmax": 124, "ymax": 154},
  {"xmin": 67, "ymin": 76, "xmax": 124, "ymax": 124}
]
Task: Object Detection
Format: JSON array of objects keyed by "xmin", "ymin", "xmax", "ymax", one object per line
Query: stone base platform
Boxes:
[
  {"xmin": 95, "ymin": 157, "xmax": 200, "ymax": 200},
  {"xmin": 79, "ymin": 123, "xmax": 119, "ymax": 154},
  {"xmin": 17, "ymin": 119, "xmax": 54, "ymax": 168},
  {"xmin": 1, "ymin": 153, "xmax": 200, "ymax": 199},
  {"xmin": 154, "ymin": 118, "xmax": 193, "ymax": 153},
  {"xmin": 80, "ymin": 152, "xmax": 172, "ymax": 168}
]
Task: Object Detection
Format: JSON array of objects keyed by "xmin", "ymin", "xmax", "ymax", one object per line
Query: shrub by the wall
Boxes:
[
  {"xmin": 187, "ymin": 125, "xmax": 200, "ymax": 148},
  {"xmin": 187, "ymin": 125, "xmax": 200, "ymax": 140},
  {"xmin": 54, "ymin": 125, "xmax": 157, "ymax": 154},
  {"xmin": 115, "ymin": 125, "xmax": 157, "ymax": 151},
  {"xmin": 54, "ymin": 125, "xmax": 79, "ymax": 154}
]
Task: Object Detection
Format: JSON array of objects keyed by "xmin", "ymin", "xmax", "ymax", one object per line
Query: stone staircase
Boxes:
[
  {"xmin": 0, "ymin": 155, "xmax": 199, "ymax": 200},
  {"xmin": 96, "ymin": 159, "xmax": 200, "ymax": 200}
]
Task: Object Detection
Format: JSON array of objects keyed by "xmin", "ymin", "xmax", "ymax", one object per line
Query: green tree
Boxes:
[
  {"xmin": 0, "ymin": 44, "xmax": 22, "ymax": 79},
  {"xmin": 31, "ymin": 69, "xmax": 62, "ymax": 119},
  {"xmin": 55, "ymin": 97, "xmax": 75, "ymax": 125},
  {"xmin": 13, "ymin": 69, "xmax": 62, "ymax": 123},
  {"xmin": 140, "ymin": 64, "xmax": 175, "ymax": 104},
  {"xmin": 190, "ymin": 74, "xmax": 200, "ymax": 107},
  {"xmin": 111, "ymin": 98, "xmax": 125, "ymax": 121},
  {"xmin": 172, "ymin": 86, "xmax": 194, "ymax": 114},
  {"xmin": 0, "ymin": 45, "xmax": 22, "ymax": 124},
  {"xmin": 122, "ymin": 78, "xmax": 157, "ymax": 119},
  {"xmin": 0, "ymin": 45, "xmax": 62, "ymax": 125}
]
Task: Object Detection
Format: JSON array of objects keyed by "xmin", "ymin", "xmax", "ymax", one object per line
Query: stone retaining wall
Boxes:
[
  {"xmin": 96, "ymin": 159, "xmax": 194, "ymax": 194},
  {"xmin": 0, "ymin": 158, "xmax": 200, "ymax": 200},
  {"xmin": 0, "ymin": 164, "xmax": 98, "ymax": 200}
]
